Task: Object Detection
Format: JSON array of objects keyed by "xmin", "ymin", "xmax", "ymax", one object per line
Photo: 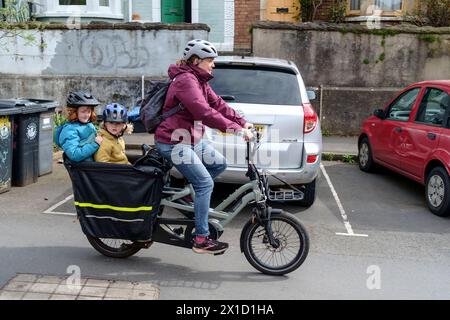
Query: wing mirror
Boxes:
[{"xmin": 373, "ymin": 109, "xmax": 386, "ymax": 119}]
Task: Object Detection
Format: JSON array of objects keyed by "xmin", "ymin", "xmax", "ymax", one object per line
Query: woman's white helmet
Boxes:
[{"xmin": 183, "ymin": 39, "xmax": 218, "ymax": 60}]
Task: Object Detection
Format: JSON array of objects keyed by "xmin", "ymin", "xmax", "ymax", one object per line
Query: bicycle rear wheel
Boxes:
[
  {"xmin": 86, "ymin": 236, "xmax": 142, "ymax": 259},
  {"xmin": 242, "ymin": 212, "xmax": 309, "ymax": 276}
]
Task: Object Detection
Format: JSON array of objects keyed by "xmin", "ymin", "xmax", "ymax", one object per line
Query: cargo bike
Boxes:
[{"xmin": 64, "ymin": 131, "xmax": 309, "ymax": 275}]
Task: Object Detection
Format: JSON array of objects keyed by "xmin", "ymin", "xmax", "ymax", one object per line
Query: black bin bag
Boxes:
[{"xmin": 63, "ymin": 154, "xmax": 164, "ymax": 241}]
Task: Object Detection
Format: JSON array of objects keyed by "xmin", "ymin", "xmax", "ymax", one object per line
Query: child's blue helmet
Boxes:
[{"xmin": 103, "ymin": 103, "xmax": 128, "ymax": 123}]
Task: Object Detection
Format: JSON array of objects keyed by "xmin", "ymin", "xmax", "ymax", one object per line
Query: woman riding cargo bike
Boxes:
[{"xmin": 63, "ymin": 40, "xmax": 310, "ymax": 275}]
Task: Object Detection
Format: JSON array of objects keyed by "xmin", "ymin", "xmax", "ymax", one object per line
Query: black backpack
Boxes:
[{"xmin": 138, "ymin": 78, "xmax": 183, "ymax": 133}]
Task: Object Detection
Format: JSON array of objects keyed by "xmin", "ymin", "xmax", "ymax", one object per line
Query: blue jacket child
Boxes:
[{"xmin": 55, "ymin": 91, "xmax": 103, "ymax": 162}]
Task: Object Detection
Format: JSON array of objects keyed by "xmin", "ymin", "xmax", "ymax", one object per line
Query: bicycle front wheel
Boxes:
[{"xmin": 242, "ymin": 212, "xmax": 309, "ymax": 276}]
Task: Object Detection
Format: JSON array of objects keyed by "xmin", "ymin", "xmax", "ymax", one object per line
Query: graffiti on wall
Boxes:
[{"xmin": 79, "ymin": 34, "xmax": 151, "ymax": 70}]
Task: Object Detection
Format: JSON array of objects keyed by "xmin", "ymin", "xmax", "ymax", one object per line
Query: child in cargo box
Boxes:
[
  {"xmin": 94, "ymin": 103, "xmax": 133, "ymax": 165},
  {"xmin": 57, "ymin": 91, "xmax": 103, "ymax": 162}
]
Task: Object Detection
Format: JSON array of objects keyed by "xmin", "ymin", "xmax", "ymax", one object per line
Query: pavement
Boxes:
[
  {"xmin": 321, "ymin": 135, "xmax": 358, "ymax": 156},
  {"xmin": 0, "ymin": 274, "xmax": 159, "ymax": 300}
]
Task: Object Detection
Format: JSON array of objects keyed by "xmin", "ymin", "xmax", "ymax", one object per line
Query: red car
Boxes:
[{"xmin": 358, "ymin": 80, "xmax": 450, "ymax": 217}]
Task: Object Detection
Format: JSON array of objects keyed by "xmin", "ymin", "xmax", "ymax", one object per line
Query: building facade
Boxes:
[
  {"xmin": 31, "ymin": 0, "xmax": 236, "ymax": 51},
  {"xmin": 261, "ymin": 1, "xmax": 421, "ymax": 24},
  {"xmin": 17, "ymin": 1, "xmax": 443, "ymax": 52}
]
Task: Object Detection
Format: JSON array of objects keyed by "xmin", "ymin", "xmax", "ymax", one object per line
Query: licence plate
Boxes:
[
  {"xmin": 253, "ymin": 124, "xmax": 266, "ymax": 135},
  {"xmin": 216, "ymin": 124, "xmax": 266, "ymax": 137}
]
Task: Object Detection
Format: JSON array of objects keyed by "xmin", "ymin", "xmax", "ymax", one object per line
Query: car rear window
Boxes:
[{"xmin": 209, "ymin": 66, "xmax": 302, "ymax": 105}]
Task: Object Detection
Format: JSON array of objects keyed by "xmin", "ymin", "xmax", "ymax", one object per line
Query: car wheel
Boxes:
[
  {"xmin": 297, "ymin": 179, "xmax": 316, "ymax": 207},
  {"xmin": 425, "ymin": 167, "xmax": 450, "ymax": 217},
  {"xmin": 358, "ymin": 137, "xmax": 376, "ymax": 172}
]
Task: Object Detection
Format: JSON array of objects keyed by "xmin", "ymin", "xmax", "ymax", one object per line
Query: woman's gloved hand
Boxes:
[
  {"xmin": 241, "ymin": 128, "xmax": 254, "ymax": 141},
  {"xmin": 244, "ymin": 122, "xmax": 254, "ymax": 129}
]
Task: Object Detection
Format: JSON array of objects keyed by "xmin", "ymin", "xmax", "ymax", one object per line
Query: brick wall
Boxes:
[{"xmin": 235, "ymin": 0, "xmax": 260, "ymax": 50}]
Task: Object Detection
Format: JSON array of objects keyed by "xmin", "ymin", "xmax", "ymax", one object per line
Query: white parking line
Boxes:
[
  {"xmin": 320, "ymin": 164, "xmax": 368, "ymax": 237},
  {"xmin": 43, "ymin": 194, "xmax": 76, "ymax": 216}
]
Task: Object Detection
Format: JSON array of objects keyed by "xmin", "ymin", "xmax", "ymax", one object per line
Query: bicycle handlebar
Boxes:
[
  {"xmin": 237, "ymin": 127, "xmax": 260, "ymax": 143},
  {"xmin": 244, "ymin": 128, "xmax": 261, "ymax": 166},
  {"xmin": 250, "ymin": 128, "xmax": 261, "ymax": 143}
]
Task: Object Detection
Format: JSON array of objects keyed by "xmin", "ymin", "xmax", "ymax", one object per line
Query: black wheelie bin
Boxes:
[
  {"xmin": 0, "ymin": 99, "xmax": 47, "ymax": 187},
  {"xmin": 0, "ymin": 103, "xmax": 22, "ymax": 193}
]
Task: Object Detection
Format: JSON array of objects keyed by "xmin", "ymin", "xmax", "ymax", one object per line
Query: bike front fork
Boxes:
[{"xmin": 252, "ymin": 205, "xmax": 283, "ymax": 249}]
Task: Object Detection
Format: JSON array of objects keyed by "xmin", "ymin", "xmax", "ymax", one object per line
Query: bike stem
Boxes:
[{"xmin": 245, "ymin": 130, "xmax": 260, "ymax": 180}]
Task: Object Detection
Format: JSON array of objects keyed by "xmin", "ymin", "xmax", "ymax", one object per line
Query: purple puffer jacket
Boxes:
[{"xmin": 155, "ymin": 63, "xmax": 246, "ymax": 145}]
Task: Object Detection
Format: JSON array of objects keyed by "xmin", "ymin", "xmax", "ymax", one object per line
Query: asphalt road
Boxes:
[{"xmin": 0, "ymin": 160, "xmax": 449, "ymax": 299}]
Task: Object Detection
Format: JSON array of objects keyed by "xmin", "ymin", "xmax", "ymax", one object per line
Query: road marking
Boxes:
[
  {"xmin": 320, "ymin": 163, "xmax": 368, "ymax": 237},
  {"xmin": 335, "ymin": 232, "xmax": 368, "ymax": 237},
  {"xmin": 43, "ymin": 194, "xmax": 76, "ymax": 216}
]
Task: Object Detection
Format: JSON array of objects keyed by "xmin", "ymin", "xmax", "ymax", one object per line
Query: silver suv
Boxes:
[{"xmin": 206, "ymin": 56, "xmax": 322, "ymax": 206}]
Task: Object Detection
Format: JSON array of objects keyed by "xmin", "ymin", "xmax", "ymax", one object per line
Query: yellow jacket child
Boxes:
[
  {"xmin": 94, "ymin": 103, "xmax": 133, "ymax": 164},
  {"xmin": 94, "ymin": 128, "xmax": 129, "ymax": 164}
]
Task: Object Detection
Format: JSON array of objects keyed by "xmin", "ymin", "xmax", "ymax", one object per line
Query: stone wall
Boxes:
[
  {"xmin": 0, "ymin": 22, "xmax": 209, "ymax": 109},
  {"xmin": 0, "ymin": 22, "xmax": 209, "ymax": 77},
  {"xmin": 253, "ymin": 21, "xmax": 450, "ymax": 134},
  {"xmin": 0, "ymin": 75, "xmax": 150, "ymax": 115},
  {"xmin": 309, "ymin": 86, "xmax": 401, "ymax": 135},
  {"xmin": 253, "ymin": 22, "xmax": 450, "ymax": 87}
]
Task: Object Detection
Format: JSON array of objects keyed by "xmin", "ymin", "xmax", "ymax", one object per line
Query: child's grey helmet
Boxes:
[
  {"xmin": 183, "ymin": 39, "xmax": 218, "ymax": 60},
  {"xmin": 67, "ymin": 90, "xmax": 99, "ymax": 107},
  {"xmin": 103, "ymin": 103, "xmax": 128, "ymax": 123}
]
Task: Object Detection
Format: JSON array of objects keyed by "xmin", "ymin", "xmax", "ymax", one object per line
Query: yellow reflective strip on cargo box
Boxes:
[{"xmin": 74, "ymin": 202, "xmax": 153, "ymax": 212}]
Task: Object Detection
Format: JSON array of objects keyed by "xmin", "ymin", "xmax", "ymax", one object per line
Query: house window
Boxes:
[
  {"xmin": 347, "ymin": 0, "xmax": 404, "ymax": 16},
  {"xmin": 375, "ymin": 0, "xmax": 402, "ymax": 11},
  {"xmin": 36, "ymin": 0, "xmax": 123, "ymax": 19},
  {"xmin": 350, "ymin": 0, "xmax": 360, "ymax": 10}
]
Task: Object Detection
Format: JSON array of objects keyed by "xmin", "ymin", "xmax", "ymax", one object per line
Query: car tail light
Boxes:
[
  {"xmin": 307, "ymin": 155, "xmax": 318, "ymax": 163},
  {"xmin": 303, "ymin": 103, "xmax": 318, "ymax": 134}
]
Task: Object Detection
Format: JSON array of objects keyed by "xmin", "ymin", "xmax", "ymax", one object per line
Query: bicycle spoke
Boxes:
[
  {"xmin": 100, "ymin": 238, "xmax": 133, "ymax": 250},
  {"xmin": 276, "ymin": 220, "xmax": 289, "ymax": 236}
]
